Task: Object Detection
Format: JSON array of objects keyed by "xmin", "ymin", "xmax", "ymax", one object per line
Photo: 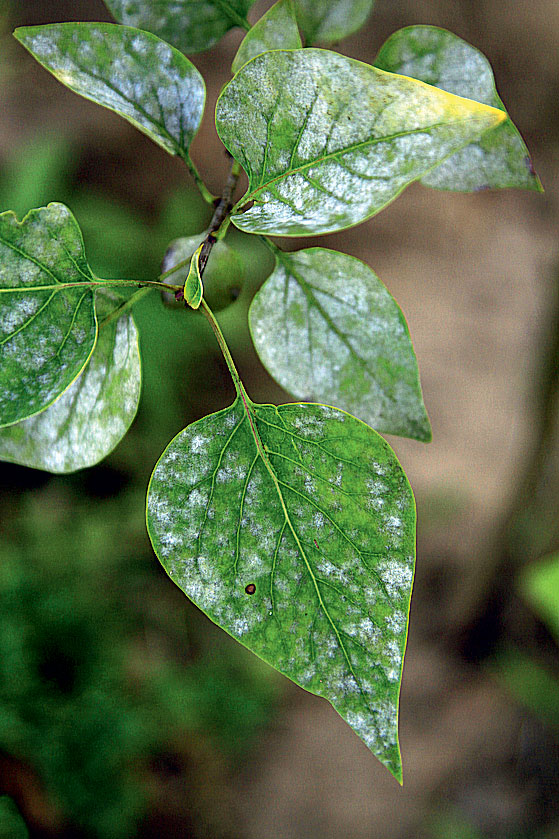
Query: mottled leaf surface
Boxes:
[
  {"xmin": 147, "ymin": 395, "xmax": 416, "ymax": 779},
  {"xmin": 375, "ymin": 26, "xmax": 541, "ymax": 192},
  {"xmin": 14, "ymin": 24, "xmax": 205, "ymax": 161},
  {"xmin": 250, "ymin": 248, "xmax": 430, "ymax": 441},
  {"xmin": 232, "ymin": 0, "xmax": 302, "ymax": 75},
  {"xmin": 293, "ymin": 0, "xmax": 375, "ymax": 44},
  {"xmin": 184, "ymin": 245, "xmax": 203, "ymax": 309},
  {"xmin": 216, "ymin": 49, "xmax": 507, "ymax": 235},
  {"xmin": 0, "ymin": 292, "xmax": 141, "ymax": 473},
  {"xmin": 104, "ymin": 0, "xmax": 257, "ymax": 54},
  {"xmin": 0, "ymin": 203, "xmax": 97, "ymax": 427}
]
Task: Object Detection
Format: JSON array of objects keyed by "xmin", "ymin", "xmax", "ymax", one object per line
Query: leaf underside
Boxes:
[
  {"xmin": 293, "ymin": 0, "xmax": 375, "ymax": 45},
  {"xmin": 216, "ymin": 49, "xmax": 507, "ymax": 236},
  {"xmin": 103, "ymin": 0, "xmax": 257, "ymax": 54},
  {"xmin": 0, "ymin": 292, "xmax": 141, "ymax": 473},
  {"xmin": 147, "ymin": 396, "xmax": 416, "ymax": 780},
  {"xmin": 14, "ymin": 23, "xmax": 205, "ymax": 161},
  {"xmin": 375, "ymin": 25, "xmax": 542, "ymax": 192},
  {"xmin": 249, "ymin": 247, "xmax": 431, "ymax": 441},
  {"xmin": 0, "ymin": 203, "xmax": 97, "ymax": 427},
  {"xmin": 232, "ymin": 0, "xmax": 302, "ymax": 75}
]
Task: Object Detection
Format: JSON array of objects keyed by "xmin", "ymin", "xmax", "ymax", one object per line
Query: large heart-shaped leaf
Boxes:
[
  {"xmin": 216, "ymin": 49, "xmax": 507, "ymax": 235},
  {"xmin": 0, "ymin": 292, "xmax": 141, "ymax": 473},
  {"xmin": 103, "ymin": 0, "xmax": 257, "ymax": 54},
  {"xmin": 14, "ymin": 24, "xmax": 205, "ymax": 162},
  {"xmin": 232, "ymin": 0, "xmax": 302, "ymax": 75},
  {"xmin": 249, "ymin": 247, "xmax": 430, "ymax": 441},
  {"xmin": 147, "ymin": 395, "xmax": 415, "ymax": 779},
  {"xmin": 293, "ymin": 0, "xmax": 375, "ymax": 45},
  {"xmin": 375, "ymin": 26, "xmax": 542, "ymax": 192},
  {"xmin": 0, "ymin": 203, "xmax": 97, "ymax": 427}
]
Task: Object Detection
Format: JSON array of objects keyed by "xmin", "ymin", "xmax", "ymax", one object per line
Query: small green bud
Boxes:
[{"xmin": 161, "ymin": 234, "xmax": 244, "ymax": 312}]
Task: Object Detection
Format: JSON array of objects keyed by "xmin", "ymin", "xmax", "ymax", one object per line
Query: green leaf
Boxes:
[
  {"xmin": 147, "ymin": 395, "xmax": 416, "ymax": 780},
  {"xmin": 232, "ymin": 0, "xmax": 302, "ymax": 75},
  {"xmin": 14, "ymin": 23, "xmax": 205, "ymax": 162},
  {"xmin": 249, "ymin": 247, "xmax": 431, "ymax": 442},
  {"xmin": 374, "ymin": 26, "xmax": 542, "ymax": 192},
  {"xmin": 215, "ymin": 49, "xmax": 507, "ymax": 236},
  {"xmin": 520, "ymin": 552, "xmax": 559, "ymax": 642},
  {"xmin": 293, "ymin": 0, "xmax": 375, "ymax": 45},
  {"xmin": 103, "ymin": 0, "xmax": 257, "ymax": 54},
  {"xmin": 0, "ymin": 203, "xmax": 97, "ymax": 427},
  {"xmin": 0, "ymin": 292, "xmax": 141, "ymax": 473},
  {"xmin": 184, "ymin": 245, "xmax": 204, "ymax": 309}
]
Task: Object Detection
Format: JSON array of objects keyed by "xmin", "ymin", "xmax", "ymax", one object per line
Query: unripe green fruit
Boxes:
[{"xmin": 161, "ymin": 234, "xmax": 244, "ymax": 312}]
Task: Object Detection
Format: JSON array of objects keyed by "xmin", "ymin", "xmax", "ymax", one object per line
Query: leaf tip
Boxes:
[{"xmin": 417, "ymin": 417, "xmax": 433, "ymax": 443}]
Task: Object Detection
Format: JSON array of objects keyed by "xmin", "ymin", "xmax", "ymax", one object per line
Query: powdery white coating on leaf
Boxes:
[
  {"xmin": 147, "ymin": 396, "xmax": 416, "ymax": 779},
  {"xmin": 374, "ymin": 25, "xmax": 541, "ymax": 192},
  {"xmin": 249, "ymin": 247, "xmax": 430, "ymax": 441},
  {"xmin": 216, "ymin": 49, "xmax": 507, "ymax": 235},
  {"xmin": 0, "ymin": 293, "xmax": 141, "ymax": 473},
  {"xmin": 232, "ymin": 0, "xmax": 302, "ymax": 75},
  {"xmin": 293, "ymin": 0, "xmax": 375, "ymax": 44},
  {"xmin": 15, "ymin": 23, "xmax": 205, "ymax": 159},
  {"xmin": 0, "ymin": 203, "xmax": 96, "ymax": 427},
  {"xmin": 104, "ymin": 0, "xmax": 257, "ymax": 54}
]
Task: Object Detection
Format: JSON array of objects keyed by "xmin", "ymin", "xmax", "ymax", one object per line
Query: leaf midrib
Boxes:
[
  {"xmin": 235, "ymin": 117, "xmax": 493, "ymax": 210},
  {"xmin": 236, "ymin": 391, "xmax": 379, "ymax": 715}
]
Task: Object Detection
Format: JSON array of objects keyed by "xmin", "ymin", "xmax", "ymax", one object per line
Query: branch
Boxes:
[{"xmin": 198, "ymin": 159, "xmax": 242, "ymax": 278}]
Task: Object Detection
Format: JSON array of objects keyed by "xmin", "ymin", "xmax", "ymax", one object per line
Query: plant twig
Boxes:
[{"xmin": 198, "ymin": 159, "xmax": 242, "ymax": 277}]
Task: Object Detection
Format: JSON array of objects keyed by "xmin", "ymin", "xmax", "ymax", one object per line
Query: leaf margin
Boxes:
[{"xmin": 0, "ymin": 201, "xmax": 99, "ymax": 428}]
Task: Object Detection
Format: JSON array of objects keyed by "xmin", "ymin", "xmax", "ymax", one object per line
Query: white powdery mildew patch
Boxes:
[
  {"xmin": 190, "ymin": 433, "xmax": 210, "ymax": 453},
  {"xmin": 0, "ymin": 296, "xmax": 41, "ymax": 335},
  {"xmin": 292, "ymin": 412, "xmax": 324, "ymax": 437},
  {"xmin": 317, "ymin": 558, "xmax": 349, "ymax": 586},
  {"xmin": 385, "ymin": 609, "xmax": 406, "ymax": 636},
  {"xmin": 378, "ymin": 558, "xmax": 413, "ymax": 600},
  {"xmin": 346, "ymin": 695, "xmax": 398, "ymax": 754}
]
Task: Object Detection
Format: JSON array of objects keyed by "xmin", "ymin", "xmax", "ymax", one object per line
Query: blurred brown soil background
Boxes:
[{"xmin": 1, "ymin": 1, "xmax": 559, "ymax": 837}]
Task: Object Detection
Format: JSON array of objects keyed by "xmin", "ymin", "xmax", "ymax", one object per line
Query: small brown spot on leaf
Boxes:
[{"xmin": 245, "ymin": 583, "xmax": 256, "ymax": 595}]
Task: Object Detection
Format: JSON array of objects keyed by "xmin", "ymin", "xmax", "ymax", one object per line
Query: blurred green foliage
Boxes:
[
  {"xmin": 427, "ymin": 809, "xmax": 483, "ymax": 839},
  {"xmin": 0, "ymin": 797, "xmax": 28, "ymax": 839},
  {"xmin": 521, "ymin": 553, "xmax": 559, "ymax": 643},
  {"xmin": 492, "ymin": 553, "xmax": 559, "ymax": 737},
  {"xmin": 0, "ymin": 135, "xmax": 279, "ymax": 837}
]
